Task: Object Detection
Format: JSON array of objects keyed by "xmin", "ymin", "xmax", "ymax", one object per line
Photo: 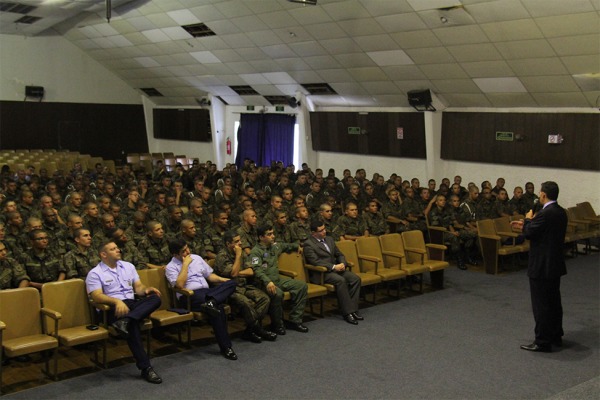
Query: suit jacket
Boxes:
[
  {"xmin": 523, "ymin": 202, "xmax": 567, "ymax": 279},
  {"xmin": 303, "ymin": 236, "xmax": 347, "ymax": 280}
]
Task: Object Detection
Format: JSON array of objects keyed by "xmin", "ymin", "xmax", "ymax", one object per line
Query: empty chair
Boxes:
[
  {"xmin": 0, "ymin": 288, "xmax": 60, "ymax": 393},
  {"xmin": 126, "ymin": 154, "xmax": 141, "ymax": 165},
  {"xmin": 334, "ymin": 240, "xmax": 382, "ymax": 303},
  {"xmin": 401, "ymin": 230, "xmax": 449, "ymax": 288},
  {"xmin": 41, "ymin": 279, "xmax": 109, "ymax": 369},
  {"xmin": 476, "ymin": 219, "xmax": 525, "ymax": 274},
  {"xmin": 278, "ymin": 252, "xmax": 327, "ymax": 316},
  {"xmin": 378, "ymin": 233, "xmax": 427, "ymax": 292},
  {"xmin": 136, "ymin": 268, "xmax": 193, "ymax": 347},
  {"xmin": 355, "ymin": 237, "xmax": 406, "ymax": 297},
  {"xmin": 164, "ymin": 158, "xmax": 177, "ymax": 172},
  {"xmin": 576, "ymin": 202, "xmax": 600, "ymax": 224}
]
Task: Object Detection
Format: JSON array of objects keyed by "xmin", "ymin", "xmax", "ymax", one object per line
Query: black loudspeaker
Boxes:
[
  {"xmin": 25, "ymin": 86, "xmax": 44, "ymax": 99},
  {"xmin": 407, "ymin": 89, "xmax": 435, "ymax": 111}
]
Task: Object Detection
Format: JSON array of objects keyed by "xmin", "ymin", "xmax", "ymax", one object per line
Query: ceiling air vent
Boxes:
[
  {"xmin": 264, "ymin": 96, "xmax": 289, "ymax": 106},
  {"xmin": 0, "ymin": 1, "xmax": 37, "ymax": 14},
  {"xmin": 182, "ymin": 22, "xmax": 216, "ymax": 38},
  {"xmin": 301, "ymin": 83, "xmax": 337, "ymax": 95},
  {"xmin": 230, "ymin": 85, "xmax": 259, "ymax": 96},
  {"xmin": 140, "ymin": 88, "xmax": 163, "ymax": 97},
  {"xmin": 15, "ymin": 15, "xmax": 40, "ymax": 24}
]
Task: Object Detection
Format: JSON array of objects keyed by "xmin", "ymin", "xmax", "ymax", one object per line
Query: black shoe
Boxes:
[
  {"xmin": 520, "ymin": 343, "xmax": 552, "ymax": 353},
  {"xmin": 200, "ymin": 300, "xmax": 221, "ymax": 318},
  {"xmin": 111, "ymin": 319, "xmax": 130, "ymax": 339},
  {"xmin": 351, "ymin": 312, "xmax": 364, "ymax": 321},
  {"xmin": 457, "ymin": 259, "xmax": 467, "ymax": 270},
  {"xmin": 256, "ymin": 328, "xmax": 277, "ymax": 342},
  {"xmin": 553, "ymin": 338, "xmax": 563, "ymax": 347},
  {"xmin": 221, "ymin": 347, "xmax": 238, "ymax": 360},
  {"xmin": 271, "ymin": 325, "xmax": 286, "ymax": 336},
  {"xmin": 467, "ymin": 257, "xmax": 478, "ymax": 266},
  {"xmin": 241, "ymin": 330, "xmax": 262, "ymax": 343},
  {"xmin": 286, "ymin": 321, "xmax": 309, "ymax": 333},
  {"xmin": 141, "ymin": 367, "xmax": 162, "ymax": 384},
  {"xmin": 343, "ymin": 314, "xmax": 358, "ymax": 325}
]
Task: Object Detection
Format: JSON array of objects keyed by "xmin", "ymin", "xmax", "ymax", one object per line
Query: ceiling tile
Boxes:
[
  {"xmin": 521, "ymin": 76, "xmax": 582, "ymax": 93},
  {"xmin": 304, "ymin": 22, "xmax": 347, "ymax": 40},
  {"xmin": 405, "ymin": 47, "xmax": 454, "ymax": 64},
  {"xmin": 494, "ymin": 39, "xmax": 556, "ymax": 59},
  {"xmin": 272, "ymin": 27, "xmax": 314, "ymax": 44},
  {"xmin": 236, "ymin": 47, "xmax": 268, "ymax": 61},
  {"xmin": 229, "ymin": 15, "xmax": 265, "ymax": 32},
  {"xmin": 548, "ymin": 34, "xmax": 600, "ymax": 57},
  {"xmin": 166, "ymin": 9, "xmax": 200, "ymax": 25},
  {"xmin": 535, "ymin": 12, "xmax": 600, "ymax": 38},
  {"xmin": 359, "ymin": 0, "xmax": 413, "ymax": 16},
  {"xmin": 145, "ymin": 12, "xmax": 178, "ymax": 28},
  {"xmin": 367, "ymin": 49, "xmax": 414, "ymax": 66},
  {"xmin": 263, "ymin": 72, "xmax": 296, "ymax": 84},
  {"xmin": 433, "ymin": 25, "xmax": 490, "ymax": 45},
  {"xmin": 322, "ymin": 0, "xmax": 371, "ymax": 21},
  {"xmin": 419, "ymin": 63, "xmax": 469, "ymax": 79},
  {"xmin": 211, "ymin": 49, "xmax": 243, "ymax": 63},
  {"xmin": 443, "ymin": 93, "xmax": 493, "ymax": 107},
  {"xmin": 260, "ymin": 44, "xmax": 299, "ymax": 59},
  {"xmin": 431, "ymin": 79, "xmax": 482, "ymax": 93},
  {"xmin": 480, "ymin": 19, "xmax": 543, "ymax": 42},
  {"xmin": 391, "ymin": 30, "xmax": 442, "ymax": 49},
  {"xmin": 246, "ymin": 30, "xmax": 284, "ymax": 47},
  {"xmin": 214, "ymin": 0, "xmax": 254, "ymax": 18},
  {"xmin": 275, "ymin": 58, "xmax": 312, "ymax": 71},
  {"xmin": 249, "ymin": 59, "xmax": 285, "ymax": 73},
  {"xmin": 318, "ymin": 68, "xmax": 355, "ymax": 83},
  {"xmin": 466, "ymin": 0, "xmax": 530, "ymax": 23},
  {"xmin": 461, "ymin": 60, "xmax": 514, "ymax": 78},
  {"xmin": 206, "ymin": 19, "xmax": 242, "ymax": 35},
  {"xmin": 320, "ymin": 38, "xmax": 362, "ymax": 55},
  {"xmin": 506, "ymin": 58, "xmax": 568, "ymax": 76},
  {"xmin": 381, "ymin": 65, "xmax": 428, "ymax": 80},
  {"xmin": 353, "ymin": 34, "xmax": 399, "ymax": 52},
  {"xmin": 330, "ymin": 82, "xmax": 369, "ymax": 95},
  {"xmin": 521, "ymin": 0, "xmax": 595, "ymax": 17},
  {"xmin": 190, "ymin": 50, "xmax": 221, "ymax": 63},
  {"xmin": 473, "ymin": 77, "xmax": 526, "ymax": 92},
  {"xmin": 142, "ymin": 29, "xmax": 172, "ymax": 43},
  {"xmin": 258, "ymin": 11, "xmax": 294, "ymax": 29},
  {"xmin": 220, "ymin": 33, "xmax": 256, "ymax": 48},
  {"xmin": 303, "ymin": 55, "xmax": 343, "ymax": 70},
  {"xmin": 287, "ymin": 70, "xmax": 323, "ymax": 83},
  {"xmin": 334, "ymin": 53, "xmax": 377, "ymax": 68},
  {"xmin": 560, "ymin": 55, "xmax": 600, "ymax": 75},
  {"xmin": 447, "ymin": 43, "xmax": 503, "ymax": 62},
  {"xmin": 226, "ymin": 61, "xmax": 258, "ymax": 74},
  {"xmin": 162, "ymin": 27, "xmax": 193, "ymax": 41},
  {"xmin": 361, "ymin": 81, "xmax": 400, "ymax": 95},
  {"xmin": 485, "ymin": 93, "xmax": 538, "ymax": 107},
  {"xmin": 288, "ymin": 4, "xmax": 333, "ymax": 25},
  {"xmin": 189, "ymin": 4, "xmax": 226, "ymax": 22},
  {"xmin": 531, "ymin": 92, "xmax": 591, "ymax": 107},
  {"xmin": 375, "ymin": 13, "xmax": 428, "ymax": 33},
  {"xmin": 337, "ymin": 18, "xmax": 386, "ymax": 36},
  {"xmin": 288, "ymin": 41, "xmax": 329, "ymax": 57},
  {"xmin": 127, "ymin": 16, "xmax": 156, "ymax": 31},
  {"xmin": 347, "ymin": 67, "xmax": 388, "ymax": 81}
]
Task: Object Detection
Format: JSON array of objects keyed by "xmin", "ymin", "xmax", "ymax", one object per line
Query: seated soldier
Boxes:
[
  {"xmin": 213, "ymin": 231, "xmax": 277, "ymax": 343},
  {"xmin": 334, "ymin": 202, "xmax": 369, "ymax": 241},
  {"xmin": 110, "ymin": 203, "xmax": 129, "ymax": 230},
  {"xmin": 61, "ymin": 228, "xmax": 100, "ymax": 279},
  {"xmin": 428, "ymin": 195, "xmax": 469, "ymax": 270},
  {"xmin": 41, "ymin": 207, "xmax": 68, "ymax": 256},
  {"xmin": 493, "ymin": 188, "xmax": 514, "ymax": 217},
  {"xmin": 204, "ymin": 210, "xmax": 230, "ymax": 260},
  {"xmin": 317, "ymin": 203, "xmax": 340, "ymax": 241},
  {"xmin": 509, "ymin": 186, "xmax": 529, "ymax": 216},
  {"xmin": 273, "ymin": 210, "xmax": 293, "ymax": 243},
  {"xmin": 185, "ymin": 198, "xmax": 211, "ymax": 231},
  {"xmin": 262, "ymin": 195, "xmax": 285, "ymax": 227},
  {"xmin": 362, "ymin": 200, "xmax": 389, "ymax": 236},
  {"xmin": 162, "ymin": 205, "xmax": 184, "ymax": 240},
  {"xmin": 447, "ymin": 195, "xmax": 479, "ymax": 265},
  {"xmin": 5, "ymin": 211, "xmax": 25, "ymax": 258},
  {"xmin": 460, "ymin": 186, "xmax": 479, "ymax": 221},
  {"xmin": 400, "ymin": 187, "xmax": 427, "ymax": 233},
  {"xmin": 59, "ymin": 191, "xmax": 83, "ymax": 223},
  {"xmin": 125, "ymin": 211, "xmax": 147, "ymax": 247},
  {"xmin": 82, "ymin": 201, "xmax": 102, "ymax": 236},
  {"xmin": 0, "ymin": 241, "xmax": 30, "ymax": 289},
  {"xmin": 19, "ymin": 229, "xmax": 65, "ymax": 289},
  {"xmin": 108, "ymin": 227, "xmax": 145, "ymax": 269},
  {"xmin": 477, "ymin": 187, "xmax": 495, "ymax": 220},
  {"xmin": 250, "ymin": 224, "xmax": 308, "ymax": 335},
  {"xmin": 522, "ymin": 182, "xmax": 539, "ymax": 212},
  {"xmin": 92, "ymin": 213, "xmax": 117, "ymax": 249},
  {"xmin": 289, "ymin": 206, "xmax": 311, "ymax": 244},
  {"xmin": 165, "ymin": 239, "xmax": 238, "ymax": 360},
  {"xmin": 305, "ymin": 181, "xmax": 325, "ymax": 213},
  {"xmin": 237, "ymin": 209, "xmax": 258, "ymax": 256},
  {"xmin": 179, "ymin": 219, "xmax": 209, "ymax": 259},
  {"xmin": 137, "ymin": 220, "xmax": 170, "ymax": 269},
  {"xmin": 381, "ymin": 189, "xmax": 410, "ymax": 233}
]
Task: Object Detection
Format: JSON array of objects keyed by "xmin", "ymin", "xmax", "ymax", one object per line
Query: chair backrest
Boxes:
[
  {"xmin": 42, "ymin": 279, "xmax": 91, "ymax": 333},
  {"xmin": 137, "ymin": 269, "xmax": 171, "ymax": 310},
  {"xmin": 278, "ymin": 252, "xmax": 308, "ymax": 282},
  {"xmin": 0, "ymin": 287, "xmax": 43, "ymax": 340},
  {"xmin": 335, "ymin": 240, "xmax": 360, "ymax": 271},
  {"xmin": 576, "ymin": 202, "xmax": 597, "ymax": 219},
  {"xmin": 378, "ymin": 233, "xmax": 404, "ymax": 268},
  {"xmin": 401, "ymin": 230, "xmax": 428, "ymax": 263},
  {"xmin": 356, "ymin": 237, "xmax": 384, "ymax": 273},
  {"xmin": 476, "ymin": 219, "xmax": 496, "ymax": 236},
  {"xmin": 493, "ymin": 216, "xmax": 512, "ymax": 233}
]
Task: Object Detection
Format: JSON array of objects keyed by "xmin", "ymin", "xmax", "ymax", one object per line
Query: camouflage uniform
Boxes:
[
  {"xmin": 305, "ymin": 191, "xmax": 325, "ymax": 213},
  {"xmin": 273, "ymin": 223, "xmax": 293, "ymax": 244},
  {"xmin": 401, "ymin": 197, "xmax": 427, "ymax": 232},
  {"xmin": 61, "ymin": 247, "xmax": 101, "ymax": 279},
  {"xmin": 362, "ymin": 211, "xmax": 388, "ymax": 236},
  {"xmin": 249, "ymin": 242, "xmax": 307, "ymax": 327},
  {"xmin": 124, "ymin": 225, "xmax": 147, "ymax": 247},
  {"xmin": 180, "ymin": 234, "xmax": 209, "ymax": 259},
  {"xmin": 59, "ymin": 205, "xmax": 82, "ymax": 224},
  {"xmin": 82, "ymin": 215, "xmax": 102, "ymax": 236},
  {"xmin": 184, "ymin": 211, "xmax": 211, "ymax": 231},
  {"xmin": 477, "ymin": 199, "xmax": 495, "ymax": 220},
  {"xmin": 448, "ymin": 207, "xmax": 478, "ymax": 250},
  {"xmin": 203, "ymin": 225, "xmax": 227, "ymax": 257},
  {"xmin": 19, "ymin": 249, "xmax": 62, "ymax": 283},
  {"xmin": 509, "ymin": 197, "xmax": 529, "ymax": 215},
  {"xmin": 334, "ymin": 215, "xmax": 367, "ymax": 239},
  {"xmin": 522, "ymin": 192, "xmax": 539, "ymax": 213},
  {"xmin": 0, "ymin": 257, "xmax": 30, "ymax": 289},
  {"xmin": 137, "ymin": 237, "xmax": 170, "ymax": 268},
  {"xmin": 120, "ymin": 241, "xmax": 147, "ymax": 269},
  {"xmin": 289, "ymin": 220, "xmax": 311, "ymax": 244},
  {"xmin": 237, "ymin": 224, "xmax": 258, "ymax": 252},
  {"xmin": 428, "ymin": 207, "xmax": 461, "ymax": 253},
  {"xmin": 214, "ymin": 248, "xmax": 270, "ymax": 328},
  {"xmin": 460, "ymin": 199, "xmax": 478, "ymax": 221},
  {"xmin": 493, "ymin": 199, "xmax": 514, "ymax": 217},
  {"xmin": 43, "ymin": 222, "xmax": 69, "ymax": 256}
]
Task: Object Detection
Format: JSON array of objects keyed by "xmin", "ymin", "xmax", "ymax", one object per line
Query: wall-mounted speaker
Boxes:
[
  {"xmin": 407, "ymin": 89, "xmax": 435, "ymax": 111},
  {"xmin": 25, "ymin": 86, "xmax": 44, "ymax": 99}
]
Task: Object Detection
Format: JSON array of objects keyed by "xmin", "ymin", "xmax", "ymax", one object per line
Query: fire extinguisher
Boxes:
[{"xmin": 226, "ymin": 137, "xmax": 231, "ymax": 155}]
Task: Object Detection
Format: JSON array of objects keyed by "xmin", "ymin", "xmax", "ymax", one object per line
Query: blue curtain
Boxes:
[{"xmin": 236, "ymin": 113, "xmax": 295, "ymax": 169}]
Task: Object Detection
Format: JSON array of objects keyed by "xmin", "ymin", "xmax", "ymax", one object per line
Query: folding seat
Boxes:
[
  {"xmin": 401, "ymin": 230, "xmax": 449, "ymax": 287},
  {"xmin": 356, "ymin": 237, "xmax": 406, "ymax": 297},
  {"xmin": 334, "ymin": 240, "xmax": 381, "ymax": 303}
]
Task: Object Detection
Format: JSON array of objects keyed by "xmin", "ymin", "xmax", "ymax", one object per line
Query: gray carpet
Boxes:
[{"xmin": 7, "ymin": 254, "xmax": 599, "ymax": 400}]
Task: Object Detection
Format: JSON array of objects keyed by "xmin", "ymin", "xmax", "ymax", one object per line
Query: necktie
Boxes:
[{"xmin": 319, "ymin": 239, "xmax": 331, "ymax": 253}]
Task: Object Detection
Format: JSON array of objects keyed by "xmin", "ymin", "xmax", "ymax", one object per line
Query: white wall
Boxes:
[{"xmin": 0, "ymin": 33, "xmax": 141, "ymax": 104}]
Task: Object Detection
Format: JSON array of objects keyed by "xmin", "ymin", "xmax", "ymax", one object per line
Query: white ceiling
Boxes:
[{"xmin": 2, "ymin": 0, "xmax": 599, "ymax": 108}]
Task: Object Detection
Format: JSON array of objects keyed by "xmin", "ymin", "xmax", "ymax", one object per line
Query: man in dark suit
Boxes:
[
  {"xmin": 303, "ymin": 219, "xmax": 362, "ymax": 325},
  {"xmin": 513, "ymin": 181, "xmax": 567, "ymax": 353}
]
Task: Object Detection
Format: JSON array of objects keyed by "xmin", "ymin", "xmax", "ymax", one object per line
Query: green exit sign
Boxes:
[
  {"xmin": 348, "ymin": 127, "xmax": 361, "ymax": 135},
  {"xmin": 496, "ymin": 131, "xmax": 514, "ymax": 141}
]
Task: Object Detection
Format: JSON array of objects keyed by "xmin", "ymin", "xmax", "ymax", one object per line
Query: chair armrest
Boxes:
[
  {"xmin": 386, "ymin": 216, "xmax": 402, "ymax": 223},
  {"xmin": 0, "ymin": 320, "xmax": 5, "ymax": 331},
  {"xmin": 304, "ymin": 264, "xmax": 328, "ymax": 273},
  {"xmin": 403, "ymin": 247, "xmax": 426, "ymax": 255},
  {"xmin": 41, "ymin": 308, "xmax": 62, "ymax": 321},
  {"xmin": 425, "ymin": 244, "xmax": 447, "ymax": 251},
  {"xmin": 381, "ymin": 250, "xmax": 404, "ymax": 259},
  {"xmin": 496, "ymin": 231, "xmax": 519, "ymax": 238},
  {"xmin": 479, "ymin": 234, "xmax": 502, "ymax": 241},
  {"xmin": 174, "ymin": 287, "xmax": 194, "ymax": 297},
  {"xmin": 358, "ymin": 254, "xmax": 381, "ymax": 262},
  {"xmin": 279, "ymin": 270, "xmax": 297, "ymax": 278}
]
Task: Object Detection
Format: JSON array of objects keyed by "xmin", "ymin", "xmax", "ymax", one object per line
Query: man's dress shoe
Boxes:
[
  {"xmin": 286, "ymin": 321, "xmax": 309, "ymax": 333},
  {"xmin": 344, "ymin": 314, "xmax": 358, "ymax": 325},
  {"xmin": 351, "ymin": 312, "xmax": 364, "ymax": 321},
  {"xmin": 520, "ymin": 343, "xmax": 552, "ymax": 353},
  {"xmin": 111, "ymin": 319, "xmax": 130, "ymax": 339},
  {"xmin": 221, "ymin": 347, "xmax": 238, "ymax": 360},
  {"xmin": 241, "ymin": 331, "xmax": 262, "ymax": 343},
  {"xmin": 141, "ymin": 367, "xmax": 162, "ymax": 384},
  {"xmin": 271, "ymin": 325, "xmax": 286, "ymax": 336},
  {"xmin": 257, "ymin": 328, "xmax": 277, "ymax": 341}
]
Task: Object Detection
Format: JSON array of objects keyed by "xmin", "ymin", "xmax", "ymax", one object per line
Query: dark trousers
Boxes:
[
  {"xmin": 317, "ymin": 270, "xmax": 361, "ymax": 316},
  {"xmin": 529, "ymin": 278, "xmax": 563, "ymax": 346},
  {"xmin": 108, "ymin": 294, "xmax": 161, "ymax": 370},
  {"xmin": 178, "ymin": 280, "xmax": 236, "ymax": 350}
]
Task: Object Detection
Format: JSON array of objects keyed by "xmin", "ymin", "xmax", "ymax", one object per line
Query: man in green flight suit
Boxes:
[{"xmin": 249, "ymin": 224, "xmax": 309, "ymax": 335}]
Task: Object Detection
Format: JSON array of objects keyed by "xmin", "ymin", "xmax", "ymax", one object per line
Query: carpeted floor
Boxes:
[{"xmin": 6, "ymin": 253, "xmax": 599, "ymax": 400}]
